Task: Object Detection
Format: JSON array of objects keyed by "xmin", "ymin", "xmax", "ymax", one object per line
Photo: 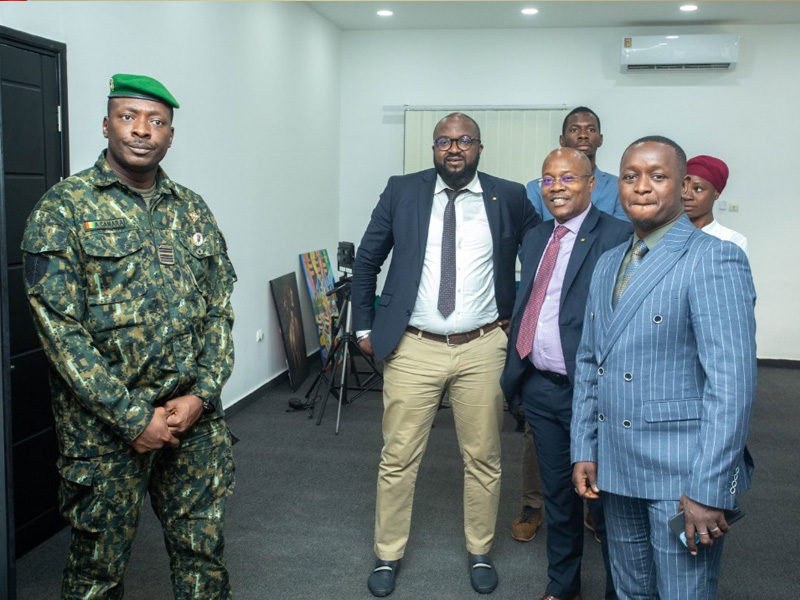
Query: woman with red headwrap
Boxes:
[{"xmin": 682, "ymin": 155, "xmax": 749, "ymax": 256}]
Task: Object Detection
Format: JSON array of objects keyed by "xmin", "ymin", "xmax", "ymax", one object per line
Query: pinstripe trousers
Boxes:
[{"xmin": 603, "ymin": 492, "xmax": 724, "ymax": 600}]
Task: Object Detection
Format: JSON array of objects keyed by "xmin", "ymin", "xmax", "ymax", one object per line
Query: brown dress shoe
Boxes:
[
  {"xmin": 511, "ymin": 505, "xmax": 543, "ymax": 542},
  {"xmin": 538, "ymin": 594, "xmax": 582, "ymax": 600}
]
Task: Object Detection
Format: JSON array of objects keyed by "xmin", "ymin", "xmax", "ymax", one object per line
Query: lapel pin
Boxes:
[
  {"xmin": 580, "ymin": 238, "xmax": 586, "ymax": 242},
  {"xmin": 492, "ymin": 196, "xmax": 497, "ymax": 201}
]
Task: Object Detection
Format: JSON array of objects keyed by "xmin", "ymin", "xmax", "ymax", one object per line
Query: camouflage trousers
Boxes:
[{"xmin": 57, "ymin": 417, "xmax": 235, "ymax": 600}]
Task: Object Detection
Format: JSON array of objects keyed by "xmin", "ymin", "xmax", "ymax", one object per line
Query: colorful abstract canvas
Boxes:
[{"xmin": 300, "ymin": 249, "xmax": 338, "ymax": 364}]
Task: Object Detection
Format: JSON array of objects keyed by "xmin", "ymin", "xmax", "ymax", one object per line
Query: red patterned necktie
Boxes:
[
  {"xmin": 516, "ymin": 225, "xmax": 569, "ymax": 359},
  {"xmin": 438, "ymin": 188, "xmax": 465, "ymax": 317}
]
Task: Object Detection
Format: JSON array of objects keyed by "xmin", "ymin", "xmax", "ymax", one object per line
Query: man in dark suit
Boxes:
[
  {"xmin": 353, "ymin": 112, "xmax": 539, "ymax": 596},
  {"xmin": 501, "ymin": 148, "xmax": 631, "ymax": 600},
  {"xmin": 571, "ymin": 137, "xmax": 756, "ymax": 599}
]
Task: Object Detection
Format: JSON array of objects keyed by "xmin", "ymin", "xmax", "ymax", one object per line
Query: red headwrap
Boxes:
[{"xmin": 686, "ymin": 155, "xmax": 729, "ymax": 194}]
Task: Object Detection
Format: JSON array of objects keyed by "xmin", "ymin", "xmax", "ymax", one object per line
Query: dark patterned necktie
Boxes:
[
  {"xmin": 613, "ymin": 239, "xmax": 649, "ymax": 308},
  {"xmin": 438, "ymin": 188, "xmax": 465, "ymax": 318},
  {"xmin": 516, "ymin": 225, "xmax": 569, "ymax": 359}
]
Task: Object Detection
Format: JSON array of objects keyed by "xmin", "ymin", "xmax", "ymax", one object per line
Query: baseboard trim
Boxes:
[
  {"xmin": 757, "ymin": 358, "xmax": 800, "ymax": 369},
  {"xmin": 224, "ymin": 350, "xmax": 321, "ymax": 419}
]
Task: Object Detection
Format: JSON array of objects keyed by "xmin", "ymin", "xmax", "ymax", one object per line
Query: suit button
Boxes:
[
  {"xmin": 624, "ymin": 372, "xmax": 633, "ymax": 382},
  {"xmin": 406, "ymin": 310, "xmax": 411, "ymax": 316},
  {"xmin": 653, "ymin": 314, "xmax": 663, "ymax": 324},
  {"xmin": 622, "ymin": 420, "xmax": 632, "ymax": 428},
  {"xmin": 598, "ymin": 413, "xmax": 605, "ymax": 422},
  {"xmin": 598, "ymin": 367, "xmax": 604, "ymax": 376}
]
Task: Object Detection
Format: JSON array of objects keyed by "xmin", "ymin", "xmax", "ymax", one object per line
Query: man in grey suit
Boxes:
[{"xmin": 571, "ymin": 136, "xmax": 756, "ymax": 599}]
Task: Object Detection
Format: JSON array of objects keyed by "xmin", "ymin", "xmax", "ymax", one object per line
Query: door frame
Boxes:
[{"xmin": 0, "ymin": 25, "xmax": 69, "ymax": 599}]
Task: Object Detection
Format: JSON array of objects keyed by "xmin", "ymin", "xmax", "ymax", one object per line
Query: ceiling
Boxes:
[{"xmin": 305, "ymin": 1, "xmax": 800, "ymax": 31}]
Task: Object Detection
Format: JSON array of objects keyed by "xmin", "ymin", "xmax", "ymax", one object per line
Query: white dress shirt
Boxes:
[{"xmin": 408, "ymin": 173, "xmax": 498, "ymax": 335}]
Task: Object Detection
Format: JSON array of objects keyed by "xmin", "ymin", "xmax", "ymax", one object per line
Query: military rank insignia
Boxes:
[
  {"xmin": 158, "ymin": 244, "xmax": 175, "ymax": 265},
  {"xmin": 193, "ymin": 233, "xmax": 204, "ymax": 246}
]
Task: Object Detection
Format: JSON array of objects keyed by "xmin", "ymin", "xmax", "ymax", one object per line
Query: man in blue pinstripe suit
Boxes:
[{"xmin": 570, "ymin": 136, "xmax": 756, "ymax": 599}]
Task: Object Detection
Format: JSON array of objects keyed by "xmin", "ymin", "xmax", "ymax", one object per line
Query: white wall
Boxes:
[
  {"xmin": 339, "ymin": 23, "xmax": 800, "ymax": 360},
  {"xmin": 2, "ymin": 5, "xmax": 796, "ymax": 373},
  {"xmin": 0, "ymin": 1, "xmax": 342, "ymax": 405}
]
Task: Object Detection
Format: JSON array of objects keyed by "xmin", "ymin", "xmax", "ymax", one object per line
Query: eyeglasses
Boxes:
[
  {"xmin": 434, "ymin": 135, "xmax": 481, "ymax": 152},
  {"xmin": 538, "ymin": 174, "xmax": 592, "ymax": 188}
]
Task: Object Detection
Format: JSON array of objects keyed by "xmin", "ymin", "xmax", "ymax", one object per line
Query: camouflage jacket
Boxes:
[{"xmin": 22, "ymin": 152, "xmax": 237, "ymax": 457}]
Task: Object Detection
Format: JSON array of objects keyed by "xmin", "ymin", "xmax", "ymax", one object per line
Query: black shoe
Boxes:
[
  {"xmin": 367, "ymin": 559, "xmax": 399, "ymax": 597},
  {"xmin": 468, "ymin": 554, "xmax": 498, "ymax": 594}
]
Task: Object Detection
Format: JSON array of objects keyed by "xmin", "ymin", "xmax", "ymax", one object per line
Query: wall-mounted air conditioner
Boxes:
[{"xmin": 620, "ymin": 34, "xmax": 740, "ymax": 72}]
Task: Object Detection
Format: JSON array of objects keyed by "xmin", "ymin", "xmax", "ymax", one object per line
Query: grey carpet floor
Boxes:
[{"xmin": 15, "ymin": 366, "xmax": 800, "ymax": 599}]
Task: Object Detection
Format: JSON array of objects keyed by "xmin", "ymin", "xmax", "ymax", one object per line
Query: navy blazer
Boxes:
[
  {"xmin": 501, "ymin": 206, "xmax": 632, "ymax": 411},
  {"xmin": 352, "ymin": 168, "xmax": 540, "ymax": 363},
  {"xmin": 571, "ymin": 215, "xmax": 757, "ymax": 509}
]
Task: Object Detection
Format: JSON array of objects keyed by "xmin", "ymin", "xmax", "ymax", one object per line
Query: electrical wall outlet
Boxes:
[{"xmin": 728, "ymin": 203, "xmax": 739, "ymax": 213}]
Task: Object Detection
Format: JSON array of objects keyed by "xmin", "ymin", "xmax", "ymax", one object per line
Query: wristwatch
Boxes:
[{"xmin": 199, "ymin": 396, "xmax": 216, "ymax": 414}]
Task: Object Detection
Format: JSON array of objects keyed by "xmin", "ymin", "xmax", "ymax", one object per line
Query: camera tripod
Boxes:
[{"xmin": 304, "ymin": 275, "xmax": 383, "ymax": 434}]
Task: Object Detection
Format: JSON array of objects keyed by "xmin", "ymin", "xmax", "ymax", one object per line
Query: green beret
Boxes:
[{"xmin": 108, "ymin": 74, "xmax": 180, "ymax": 109}]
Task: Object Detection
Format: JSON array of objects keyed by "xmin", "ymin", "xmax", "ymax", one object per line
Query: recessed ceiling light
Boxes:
[
  {"xmin": 521, "ymin": 8, "xmax": 539, "ymax": 15},
  {"xmin": 680, "ymin": 4, "xmax": 698, "ymax": 12},
  {"xmin": 666, "ymin": 35, "xmax": 680, "ymax": 39},
  {"xmin": 377, "ymin": 10, "xmax": 393, "ymax": 17}
]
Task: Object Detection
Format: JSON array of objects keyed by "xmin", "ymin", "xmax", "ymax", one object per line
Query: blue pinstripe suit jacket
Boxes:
[{"xmin": 570, "ymin": 214, "xmax": 756, "ymax": 509}]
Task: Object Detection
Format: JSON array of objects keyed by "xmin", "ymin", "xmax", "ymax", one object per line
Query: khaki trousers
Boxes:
[{"xmin": 374, "ymin": 326, "xmax": 506, "ymax": 560}]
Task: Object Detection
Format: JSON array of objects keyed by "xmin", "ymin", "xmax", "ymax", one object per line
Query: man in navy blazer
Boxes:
[
  {"xmin": 353, "ymin": 113, "xmax": 539, "ymax": 596},
  {"xmin": 571, "ymin": 137, "xmax": 756, "ymax": 599},
  {"xmin": 501, "ymin": 148, "xmax": 631, "ymax": 600}
]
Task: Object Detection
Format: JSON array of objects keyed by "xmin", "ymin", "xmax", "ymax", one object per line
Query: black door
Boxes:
[{"xmin": 0, "ymin": 26, "xmax": 69, "ymax": 582}]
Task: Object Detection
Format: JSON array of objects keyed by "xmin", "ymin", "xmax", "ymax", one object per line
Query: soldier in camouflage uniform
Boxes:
[{"xmin": 21, "ymin": 74, "xmax": 236, "ymax": 599}]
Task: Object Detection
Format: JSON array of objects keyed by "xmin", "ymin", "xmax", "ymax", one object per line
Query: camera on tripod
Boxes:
[
  {"xmin": 337, "ymin": 241, "xmax": 355, "ymax": 273},
  {"xmin": 329, "ymin": 241, "xmax": 355, "ymax": 307},
  {"xmin": 299, "ymin": 241, "xmax": 383, "ymax": 434}
]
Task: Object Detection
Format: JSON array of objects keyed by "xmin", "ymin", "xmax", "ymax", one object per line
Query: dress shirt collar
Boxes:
[
  {"xmin": 434, "ymin": 172, "xmax": 483, "ymax": 196},
  {"xmin": 555, "ymin": 203, "xmax": 591, "ymax": 236},
  {"xmin": 634, "ymin": 214, "xmax": 681, "ymax": 251}
]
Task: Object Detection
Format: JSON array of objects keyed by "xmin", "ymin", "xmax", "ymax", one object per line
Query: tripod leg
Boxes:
[
  {"xmin": 316, "ymin": 336, "xmax": 343, "ymax": 426},
  {"xmin": 334, "ymin": 340, "xmax": 349, "ymax": 435},
  {"xmin": 304, "ymin": 308, "xmax": 345, "ymax": 419}
]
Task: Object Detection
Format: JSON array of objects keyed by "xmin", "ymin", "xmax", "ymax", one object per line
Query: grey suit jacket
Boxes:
[{"xmin": 570, "ymin": 215, "xmax": 757, "ymax": 509}]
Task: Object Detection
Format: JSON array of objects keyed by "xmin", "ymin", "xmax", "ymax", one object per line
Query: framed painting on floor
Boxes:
[{"xmin": 269, "ymin": 272, "xmax": 309, "ymax": 391}]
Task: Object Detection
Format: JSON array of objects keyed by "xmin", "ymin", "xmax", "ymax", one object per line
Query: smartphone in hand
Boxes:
[{"xmin": 668, "ymin": 504, "xmax": 746, "ymax": 547}]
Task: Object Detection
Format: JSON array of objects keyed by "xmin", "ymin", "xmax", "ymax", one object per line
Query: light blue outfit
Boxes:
[
  {"xmin": 571, "ymin": 215, "xmax": 756, "ymax": 599},
  {"xmin": 526, "ymin": 167, "xmax": 628, "ymax": 222}
]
